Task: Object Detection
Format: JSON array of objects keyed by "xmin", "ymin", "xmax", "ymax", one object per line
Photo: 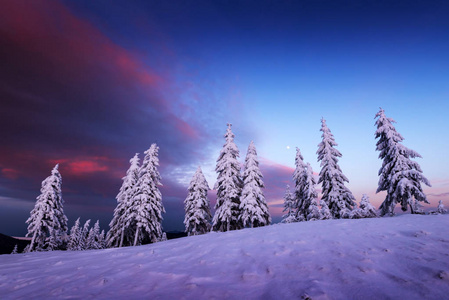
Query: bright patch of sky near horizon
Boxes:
[{"xmin": 0, "ymin": 0, "xmax": 448, "ymax": 235}]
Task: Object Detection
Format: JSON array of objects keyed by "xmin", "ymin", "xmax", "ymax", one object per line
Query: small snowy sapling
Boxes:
[
  {"xmin": 437, "ymin": 200, "xmax": 447, "ymax": 214},
  {"xmin": 282, "ymin": 185, "xmax": 296, "ymax": 223}
]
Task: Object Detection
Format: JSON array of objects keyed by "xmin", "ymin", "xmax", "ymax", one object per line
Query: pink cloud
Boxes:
[
  {"xmin": 0, "ymin": 0, "xmax": 164, "ymax": 101},
  {"xmin": 48, "ymin": 156, "xmax": 124, "ymax": 178},
  {"xmin": 1, "ymin": 168, "xmax": 20, "ymax": 180}
]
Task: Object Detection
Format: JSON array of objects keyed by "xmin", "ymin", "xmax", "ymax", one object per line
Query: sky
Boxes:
[{"xmin": 0, "ymin": 0, "xmax": 448, "ymax": 236}]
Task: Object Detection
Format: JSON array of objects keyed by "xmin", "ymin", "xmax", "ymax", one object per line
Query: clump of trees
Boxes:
[
  {"xmin": 281, "ymin": 109, "xmax": 433, "ymax": 223},
  {"xmin": 211, "ymin": 124, "xmax": 271, "ymax": 232},
  {"xmin": 22, "ymin": 144, "xmax": 165, "ymax": 253},
  {"xmin": 19, "ymin": 108, "xmax": 438, "ymax": 254},
  {"xmin": 68, "ymin": 218, "xmax": 106, "ymax": 251},
  {"xmin": 107, "ymin": 144, "xmax": 165, "ymax": 247}
]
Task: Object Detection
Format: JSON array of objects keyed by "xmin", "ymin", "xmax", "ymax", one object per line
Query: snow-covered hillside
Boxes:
[{"xmin": 1, "ymin": 215, "xmax": 449, "ymax": 299}]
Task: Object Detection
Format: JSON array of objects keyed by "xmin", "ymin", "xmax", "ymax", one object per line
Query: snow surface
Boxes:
[{"xmin": 1, "ymin": 214, "xmax": 449, "ymax": 299}]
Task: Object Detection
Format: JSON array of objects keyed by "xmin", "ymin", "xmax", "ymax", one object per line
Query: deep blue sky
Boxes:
[{"xmin": 1, "ymin": 0, "xmax": 448, "ymax": 236}]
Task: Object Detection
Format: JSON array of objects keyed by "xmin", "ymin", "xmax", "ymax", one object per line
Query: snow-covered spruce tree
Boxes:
[
  {"xmin": 184, "ymin": 166, "xmax": 212, "ymax": 236},
  {"xmin": 282, "ymin": 185, "xmax": 296, "ymax": 223},
  {"xmin": 159, "ymin": 232, "xmax": 167, "ymax": 242},
  {"xmin": 317, "ymin": 118, "xmax": 355, "ymax": 219},
  {"xmin": 11, "ymin": 244, "xmax": 18, "ymax": 254},
  {"xmin": 99, "ymin": 230, "xmax": 106, "ymax": 248},
  {"xmin": 320, "ymin": 200, "xmax": 332, "ymax": 220},
  {"xmin": 25, "ymin": 164, "xmax": 68, "ymax": 252},
  {"xmin": 80, "ymin": 219, "xmax": 91, "ymax": 250},
  {"xmin": 127, "ymin": 144, "xmax": 165, "ymax": 246},
  {"xmin": 67, "ymin": 218, "xmax": 82, "ymax": 251},
  {"xmin": 107, "ymin": 153, "xmax": 140, "ymax": 248},
  {"xmin": 292, "ymin": 148, "xmax": 308, "ymax": 221},
  {"xmin": 212, "ymin": 124, "xmax": 243, "ymax": 232},
  {"xmin": 359, "ymin": 194, "xmax": 377, "ymax": 218},
  {"xmin": 437, "ymin": 200, "xmax": 447, "ymax": 214},
  {"xmin": 240, "ymin": 141, "xmax": 271, "ymax": 228},
  {"xmin": 375, "ymin": 108, "xmax": 431, "ymax": 216}
]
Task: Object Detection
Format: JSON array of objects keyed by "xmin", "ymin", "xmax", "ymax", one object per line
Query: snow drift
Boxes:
[{"xmin": 1, "ymin": 214, "xmax": 449, "ymax": 299}]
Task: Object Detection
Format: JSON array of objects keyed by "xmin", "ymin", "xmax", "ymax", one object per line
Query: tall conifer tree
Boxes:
[
  {"xmin": 128, "ymin": 144, "xmax": 165, "ymax": 246},
  {"xmin": 375, "ymin": 108, "xmax": 431, "ymax": 216},
  {"xmin": 107, "ymin": 153, "xmax": 140, "ymax": 247},
  {"xmin": 212, "ymin": 124, "xmax": 243, "ymax": 232},
  {"xmin": 317, "ymin": 118, "xmax": 355, "ymax": 218},
  {"xmin": 25, "ymin": 164, "xmax": 67, "ymax": 252},
  {"xmin": 184, "ymin": 166, "xmax": 212, "ymax": 236},
  {"xmin": 240, "ymin": 141, "xmax": 271, "ymax": 228}
]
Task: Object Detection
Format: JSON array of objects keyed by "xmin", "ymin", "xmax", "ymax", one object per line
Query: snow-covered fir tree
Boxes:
[
  {"xmin": 159, "ymin": 232, "xmax": 167, "ymax": 242},
  {"xmin": 212, "ymin": 124, "xmax": 243, "ymax": 232},
  {"xmin": 25, "ymin": 164, "xmax": 68, "ymax": 252},
  {"xmin": 240, "ymin": 141, "xmax": 271, "ymax": 228},
  {"xmin": 80, "ymin": 219, "xmax": 91, "ymax": 250},
  {"xmin": 317, "ymin": 118, "xmax": 355, "ymax": 219},
  {"xmin": 107, "ymin": 153, "xmax": 140, "ymax": 247},
  {"xmin": 375, "ymin": 108, "xmax": 431, "ymax": 216},
  {"xmin": 127, "ymin": 144, "xmax": 165, "ymax": 246},
  {"xmin": 281, "ymin": 185, "xmax": 296, "ymax": 223},
  {"xmin": 184, "ymin": 166, "xmax": 212, "ymax": 236},
  {"xmin": 99, "ymin": 230, "xmax": 106, "ymax": 248},
  {"xmin": 320, "ymin": 200, "xmax": 332, "ymax": 220},
  {"xmin": 358, "ymin": 194, "xmax": 377, "ymax": 218},
  {"xmin": 67, "ymin": 218, "xmax": 81, "ymax": 251},
  {"xmin": 67, "ymin": 218, "xmax": 82, "ymax": 251},
  {"xmin": 437, "ymin": 200, "xmax": 447, "ymax": 214},
  {"xmin": 292, "ymin": 148, "xmax": 308, "ymax": 221}
]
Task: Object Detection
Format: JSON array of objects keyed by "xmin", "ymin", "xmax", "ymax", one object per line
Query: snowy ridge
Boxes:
[{"xmin": 1, "ymin": 215, "xmax": 449, "ymax": 299}]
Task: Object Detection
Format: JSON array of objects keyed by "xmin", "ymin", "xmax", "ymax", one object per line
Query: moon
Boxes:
[{"xmin": 286, "ymin": 146, "xmax": 290, "ymax": 149}]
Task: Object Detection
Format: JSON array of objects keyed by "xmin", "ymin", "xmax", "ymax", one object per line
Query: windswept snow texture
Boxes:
[{"xmin": 1, "ymin": 215, "xmax": 449, "ymax": 299}]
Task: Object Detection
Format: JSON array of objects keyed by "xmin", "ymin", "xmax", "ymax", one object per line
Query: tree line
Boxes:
[{"xmin": 19, "ymin": 108, "xmax": 444, "ymax": 253}]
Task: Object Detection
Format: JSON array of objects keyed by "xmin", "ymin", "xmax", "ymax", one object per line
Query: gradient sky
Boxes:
[{"xmin": 1, "ymin": 0, "xmax": 448, "ymax": 236}]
